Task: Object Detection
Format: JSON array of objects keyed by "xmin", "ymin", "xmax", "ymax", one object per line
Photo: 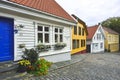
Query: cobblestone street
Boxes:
[
  {"xmin": 1, "ymin": 52, "xmax": 120, "ymax": 80},
  {"xmin": 30, "ymin": 53, "xmax": 120, "ymax": 80}
]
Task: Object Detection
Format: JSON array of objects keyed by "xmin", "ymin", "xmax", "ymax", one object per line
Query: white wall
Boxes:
[
  {"xmin": 91, "ymin": 26, "xmax": 105, "ymax": 53},
  {"xmin": 0, "ymin": 12, "xmax": 72, "ymax": 62}
]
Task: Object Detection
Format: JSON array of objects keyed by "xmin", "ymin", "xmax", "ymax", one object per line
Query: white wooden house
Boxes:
[
  {"xmin": 86, "ymin": 25, "xmax": 105, "ymax": 53},
  {"xmin": 0, "ymin": 0, "xmax": 76, "ymax": 62}
]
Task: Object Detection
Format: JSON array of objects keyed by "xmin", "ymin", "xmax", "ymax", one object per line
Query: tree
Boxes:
[{"xmin": 101, "ymin": 17, "xmax": 120, "ymax": 34}]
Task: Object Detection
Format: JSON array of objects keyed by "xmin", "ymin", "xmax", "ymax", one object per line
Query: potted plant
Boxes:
[
  {"xmin": 17, "ymin": 59, "xmax": 31, "ymax": 73},
  {"xmin": 19, "ymin": 44, "xmax": 25, "ymax": 48},
  {"xmin": 54, "ymin": 42, "xmax": 66, "ymax": 50},
  {"xmin": 36, "ymin": 44, "xmax": 51, "ymax": 52}
]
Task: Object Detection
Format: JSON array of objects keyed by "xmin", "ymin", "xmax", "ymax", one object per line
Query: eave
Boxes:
[{"xmin": 0, "ymin": 0, "xmax": 76, "ymax": 26}]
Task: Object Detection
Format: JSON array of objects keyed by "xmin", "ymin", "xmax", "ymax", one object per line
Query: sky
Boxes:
[{"xmin": 55, "ymin": 0, "xmax": 120, "ymax": 26}]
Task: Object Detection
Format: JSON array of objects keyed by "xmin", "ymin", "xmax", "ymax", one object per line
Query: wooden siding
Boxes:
[
  {"xmin": 15, "ymin": 19, "xmax": 35, "ymax": 60},
  {"xmin": 71, "ymin": 22, "xmax": 86, "ymax": 54}
]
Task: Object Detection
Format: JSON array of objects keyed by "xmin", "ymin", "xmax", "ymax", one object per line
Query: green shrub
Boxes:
[
  {"xmin": 22, "ymin": 48, "xmax": 39, "ymax": 65},
  {"xmin": 31, "ymin": 58, "xmax": 52, "ymax": 76}
]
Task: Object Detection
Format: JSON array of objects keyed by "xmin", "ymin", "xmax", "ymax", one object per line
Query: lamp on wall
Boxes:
[{"xmin": 14, "ymin": 24, "xmax": 24, "ymax": 34}]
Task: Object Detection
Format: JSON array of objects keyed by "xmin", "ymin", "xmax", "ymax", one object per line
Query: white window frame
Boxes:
[
  {"xmin": 37, "ymin": 24, "xmax": 50, "ymax": 44},
  {"xmin": 54, "ymin": 27, "xmax": 63, "ymax": 43}
]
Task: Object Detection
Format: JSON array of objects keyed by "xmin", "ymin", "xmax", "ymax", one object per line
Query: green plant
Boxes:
[
  {"xmin": 17, "ymin": 59, "xmax": 31, "ymax": 73},
  {"xmin": 19, "ymin": 44, "xmax": 25, "ymax": 48},
  {"xmin": 22, "ymin": 48, "xmax": 39, "ymax": 65},
  {"xmin": 37, "ymin": 44, "xmax": 51, "ymax": 52},
  {"xmin": 54, "ymin": 42, "xmax": 66, "ymax": 50},
  {"xmin": 31, "ymin": 58, "xmax": 52, "ymax": 76}
]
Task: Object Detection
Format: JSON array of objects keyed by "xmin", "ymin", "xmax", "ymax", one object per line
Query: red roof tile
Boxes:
[
  {"xmin": 9, "ymin": 0, "xmax": 74, "ymax": 22},
  {"xmin": 87, "ymin": 25, "xmax": 99, "ymax": 40},
  {"xmin": 103, "ymin": 27, "xmax": 119, "ymax": 35}
]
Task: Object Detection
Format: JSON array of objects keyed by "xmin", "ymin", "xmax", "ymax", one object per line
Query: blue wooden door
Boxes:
[{"xmin": 0, "ymin": 17, "xmax": 14, "ymax": 62}]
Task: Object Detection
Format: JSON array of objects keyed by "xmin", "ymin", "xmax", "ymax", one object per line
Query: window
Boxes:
[
  {"xmin": 93, "ymin": 43, "xmax": 98, "ymax": 49},
  {"xmin": 77, "ymin": 40, "xmax": 79, "ymax": 48},
  {"xmin": 38, "ymin": 25, "xmax": 50, "ymax": 43},
  {"xmin": 54, "ymin": 28, "xmax": 63, "ymax": 43},
  {"xmin": 79, "ymin": 27, "xmax": 81, "ymax": 35},
  {"xmin": 82, "ymin": 28, "xmax": 84, "ymax": 36},
  {"xmin": 81, "ymin": 40, "xmax": 85, "ymax": 47},
  {"xmin": 72, "ymin": 39, "xmax": 79, "ymax": 49},
  {"xmin": 74, "ymin": 26, "xmax": 77, "ymax": 35},
  {"xmin": 73, "ymin": 40, "xmax": 76, "ymax": 49},
  {"xmin": 100, "ymin": 43, "xmax": 103, "ymax": 49}
]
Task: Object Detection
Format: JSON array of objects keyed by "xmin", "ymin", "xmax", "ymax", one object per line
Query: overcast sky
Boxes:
[{"xmin": 55, "ymin": 0, "xmax": 120, "ymax": 26}]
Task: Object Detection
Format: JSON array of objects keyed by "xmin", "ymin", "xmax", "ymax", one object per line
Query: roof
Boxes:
[
  {"xmin": 87, "ymin": 25, "xmax": 99, "ymax": 40},
  {"xmin": 103, "ymin": 27, "xmax": 119, "ymax": 35},
  {"xmin": 9, "ymin": 0, "xmax": 74, "ymax": 22},
  {"xmin": 72, "ymin": 14, "xmax": 88, "ymax": 35}
]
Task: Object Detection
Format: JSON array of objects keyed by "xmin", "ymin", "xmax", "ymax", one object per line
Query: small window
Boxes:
[
  {"xmin": 55, "ymin": 34, "xmax": 58, "ymax": 43},
  {"xmin": 100, "ymin": 43, "xmax": 103, "ymax": 48},
  {"xmin": 37, "ymin": 25, "xmax": 50, "ymax": 44},
  {"xmin": 59, "ymin": 29, "xmax": 63, "ymax": 33},
  {"xmin": 45, "ymin": 33, "xmax": 49, "ymax": 43},
  {"xmin": 38, "ymin": 33, "xmax": 43, "ymax": 43},
  {"xmin": 60, "ymin": 34, "xmax": 63, "ymax": 42},
  {"xmin": 45, "ymin": 27, "xmax": 49, "ymax": 32},
  {"xmin": 55, "ymin": 28, "xmax": 58, "ymax": 32},
  {"xmin": 38, "ymin": 26, "xmax": 43, "ymax": 31},
  {"xmin": 54, "ymin": 28, "xmax": 63, "ymax": 43},
  {"xmin": 82, "ymin": 28, "xmax": 84, "ymax": 36},
  {"xmin": 79, "ymin": 27, "xmax": 81, "ymax": 35},
  {"xmin": 74, "ymin": 26, "xmax": 77, "ymax": 35},
  {"xmin": 77, "ymin": 40, "xmax": 79, "ymax": 48},
  {"xmin": 73, "ymin": 40, "xmax": 76, "ymax": 49}
]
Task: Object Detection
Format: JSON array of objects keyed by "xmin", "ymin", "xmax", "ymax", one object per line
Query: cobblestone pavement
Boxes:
[
  {"xmin": 29, "ymin": 53, "xmax": 120, "ymax": 80},
  {"xmin": 1, "ymin": 52, "xmax": 120, "ymax": 80}
]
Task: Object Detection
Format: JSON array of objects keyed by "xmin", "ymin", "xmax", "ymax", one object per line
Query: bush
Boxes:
[
  {"xmin": 31, "ymin": 58, "xmax": 52, "ymax": 76},
  {"xmin": 22, "ymin": 48, "xmax": 39, "ymax": 65},
  {"xmin": 17, "ymin": 59, "xmax": 31, "ymax": 73}
]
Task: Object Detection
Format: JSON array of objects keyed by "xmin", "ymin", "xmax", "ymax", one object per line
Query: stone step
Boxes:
[{"xmin": 0, "ymin": 61, "xmax": 18, "ymax": 73}]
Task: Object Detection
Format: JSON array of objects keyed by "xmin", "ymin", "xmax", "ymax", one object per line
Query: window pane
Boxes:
[
  {"xmin": 72, "ymin": 40, "xmax": 76, "ymax": 49},
  {"xmin": 60, "ymin": 34, "xmax": 63, "ymax": 42},
  {"xmin": 74, "ymin": 26, "xmax": 77, "ymax": 35},
  {"xmin": 38, "ymin": 26, "xmax": 43, "ymax": 31},
  {"xmin": 81, "ymin": 40, "xmax": 83, "ymax": 47},
  {"xmin": 77, "ymin": 40, "xmax": 79, "ymax": 48},
  {"xmin": 45, "ymin": 27, "xmax": 49, "ymax": 32},
  {"xmin": 82, "ymin": 28, "xmax": 84, "ymax": 36},
  {"xmin": 45, "ymin": 33, "xmax": 49, "ymax": 43},
  {"xmin": 38, "ymin": 33, "xmax": 43, "ymax": 43},
  {"xmin": 55, "ymin": 28, "xmax": 58, "ymax": 32},
  {"xmin": 59, "ymin": 29, "xmax": 63, "ymax": 33},
  {"xmin": 55, "ymin": 34, "xmax": 58, "ymax": 42},
  {"xmin": 79, "ymin": 27, "xmax": 81, "ymax": 35}
]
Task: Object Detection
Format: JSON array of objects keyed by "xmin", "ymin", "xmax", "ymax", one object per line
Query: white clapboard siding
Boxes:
[
  {"xmin": 64, "ymin": 26, "xmax": 71, "ymax": 50},
  {"xmin": 15, "ymin": 19, "xmax": 35, "ymax": 60}
]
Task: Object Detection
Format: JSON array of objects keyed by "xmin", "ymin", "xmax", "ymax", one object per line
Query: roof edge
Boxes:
[
  {"xmin": 72, "ymin": 14, "xmax": 88, "ymax": 35},
  {"xmin": 1, "ymin": 0, "xmax": 76, "ymax": 24}
]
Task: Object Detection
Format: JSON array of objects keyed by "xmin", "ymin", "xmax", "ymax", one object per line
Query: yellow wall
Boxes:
[
  {"xmin": 71, "ymin": 22, "xmax": 87, "ymax": 54},
  {"xmin": 104, "ymin": 31, "xmax": 119, "ymax": 52}
]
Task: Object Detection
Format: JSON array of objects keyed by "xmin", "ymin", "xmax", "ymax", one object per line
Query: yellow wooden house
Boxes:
[
  {"xmin": 103, "ymin": 27, "xmax": 119, "ymax": 52},
  {"xmin": 71, "ymin": 15, "xmax": 88, "ymax": 54}
]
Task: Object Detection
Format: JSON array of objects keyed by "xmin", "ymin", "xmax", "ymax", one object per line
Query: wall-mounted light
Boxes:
[{"xmin": 14, "ymin": 24, "xmax": 24, "ymax": 34}]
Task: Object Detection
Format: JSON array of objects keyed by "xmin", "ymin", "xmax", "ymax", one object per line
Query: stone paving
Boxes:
[{"xmin": 1, "ymin": 52, "xmax": 120, "ymax": 80}]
